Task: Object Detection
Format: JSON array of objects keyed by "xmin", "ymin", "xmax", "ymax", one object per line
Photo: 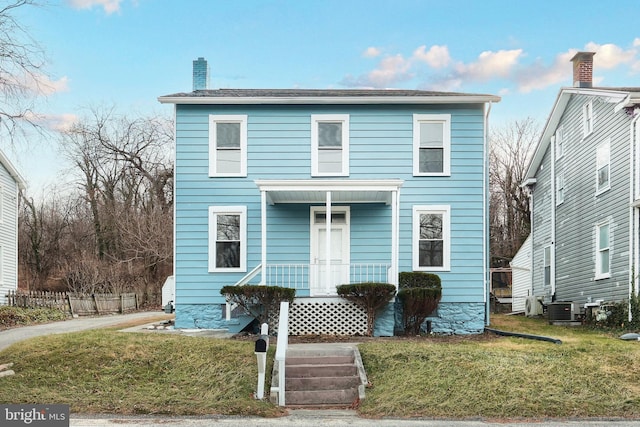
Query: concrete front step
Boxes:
[
  {"xmin": 286, "ymin": 364, "xmax": 357, "ymax": 378},
  {"xmin": 286, "ymin": 375, "xmax": 361, "ymax": 391},
  {"xmin": 287, "ymin": 355, "xmax": 354, "ymax": 365},
  {"xmin": 285, "ymin": 388, "xmax": 359, "ymax": 406}
]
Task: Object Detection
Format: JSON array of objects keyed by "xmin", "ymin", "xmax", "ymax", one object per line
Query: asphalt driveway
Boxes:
[{"xmin": 0, "ymin": 311, "xmax": 173, "ymax": 352}]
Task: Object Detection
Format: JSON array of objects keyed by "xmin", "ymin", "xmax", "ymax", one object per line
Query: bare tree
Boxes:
[
  {"xmin": 489, "ymin": 118, "xmax": 539, "ymax": 266},
  {"xmin": 54, "ymin": 106, "xmax": 173, "ymax": 304},
  {"xmin": 0, "ymin": 0, "xmax": 48, "ymax": 137}
]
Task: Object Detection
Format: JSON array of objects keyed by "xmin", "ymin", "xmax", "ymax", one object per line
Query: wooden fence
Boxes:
[{"xmin": 4, "ymin": 290, "xmax": 138, "ymax": 316}]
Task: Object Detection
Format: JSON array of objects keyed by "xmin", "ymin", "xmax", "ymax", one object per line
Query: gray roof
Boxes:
[{"xmin": 158, "ymin": 88, "xmax": 500, "ymax": 105}]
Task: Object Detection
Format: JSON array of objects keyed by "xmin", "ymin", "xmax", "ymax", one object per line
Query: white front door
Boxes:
[{"xmin": 310, "ymin": 207, "xmax": 350, "ymax": 296}]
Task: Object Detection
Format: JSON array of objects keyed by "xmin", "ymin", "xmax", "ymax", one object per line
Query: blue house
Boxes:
[{"xmin": 159, "ymin": 58, "xmax": 500, "ymax": 335}]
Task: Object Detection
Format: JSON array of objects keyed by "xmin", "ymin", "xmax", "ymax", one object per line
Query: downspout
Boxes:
[
  {"xmin": 391, "ymin": 189, "xmax": 399, "ymax": 287},
  {"xmin": 484, "ymin": 101, "xmax": 492, "ymax": 325},
  {"xmin": 629, "ymin": 109, "xmax": 640, "ymax": 321},
  {"xmin": 550, "ymin": 135, "xmax": 556, "ymax": 299}
]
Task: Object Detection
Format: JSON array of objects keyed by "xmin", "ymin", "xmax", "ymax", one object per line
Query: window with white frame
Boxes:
[
  {"xmin": 209, "ymin": 206, "xmax": 247, "ymax": 272},
  {"xmin": 595, "ymin": 222, "xmax": 610, "ymax": 279},
  {"xmin": 413, "ymin": 205, "xmax": 450, "ymax": 271},
  {"xmin": 555, "ymin": 126, "xmax": 564, "ymax": 159},
  {"xmin": 556, "ymin": 171, "xmax": 565, "ymax": 205},
  {"xmin": 583, "ymin": 101, "xmax": 593, "ymax": 138},
  {"xmin": 413, "ymin": 114, "xmax": 451, "ymax": 176},
  {"xmin": 311, "ymin": 114, "xmax": 349, "ymax": 176},
  {"xmin": 596, "ymin": 140, "xmax": 610, "ymax": 194},
  {"xmin": 209, "ymin": 115, "xmax": 247, "ymax": 177},
  {"xmin": 543, "ymin": 245, "xmax": 552, "ymax": 288}
]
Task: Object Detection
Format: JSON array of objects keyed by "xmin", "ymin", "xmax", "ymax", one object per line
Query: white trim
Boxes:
[
  {"xmin": 413, "ymin": 114, "xmax": 451, "ymax": 176},
  {"xmin": 208, "ymin": 206, "xmax": 247, "ymax": 273},
  {"xmin": 412, "ymin": 205, "xmax": 451, "ymax": 271},
  {"xmin": 255, "ymin": 179, "xmax": 403, "ymax": 192},
  {"xmin": 595, "ymin": 221, "xmax": 611, "ymax": 280},
  {"xmin": 209, "ymin": 114, "xmax": 247, "ymax": 177},
  {"xmin": 311, "ymin": 114, "xmax": 349, "ymax": 177},
  {"xmin": 159, "ymin": 94, "xmax": 501, "ymax": 105}
]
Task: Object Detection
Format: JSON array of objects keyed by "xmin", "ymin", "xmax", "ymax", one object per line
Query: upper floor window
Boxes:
[
  {"xmin": 413, "ymin": 114, "xmax": 451, "ymax": 176},
  {"xmin": 583, "ymin": 101, "xmax": 594, "ymax": 138},
  {"xmin": 595, "ymin": 222, "xmax": 610, "ymax": 280},
  {"xmin": 311, "ymin": 114, "xmax": 349, "ymax": 176},
  {"xmin": 209, "ymin": 115, "xmax": 247, "ymax": 177},
  {"xmin": 412, "ymin": 205, "xmax": 450, "ymax": 271},
  {"xmin": 209, "ymin": 206, "xmax": 247, "ymax": 272},
  {"xmin": 596, "ymin": 140, "xmax": 610, "ymax": 194},
  {"xmin": 555, "ymin": 126, "xmax": 564, "ymax": 159}
]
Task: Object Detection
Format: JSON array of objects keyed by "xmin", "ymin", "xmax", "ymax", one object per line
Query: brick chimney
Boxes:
[
  {"xmin": 570, "ymin": 52, "xmax": 595, "ymax": 88},
  {"xmin": 192, "ymin": 57, "xmax": 209, "ymax": 91}
]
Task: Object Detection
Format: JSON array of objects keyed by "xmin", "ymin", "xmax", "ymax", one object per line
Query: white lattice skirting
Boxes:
[{"xmin": 288, "ymin": 298, "xmax": 367, "ymax": 335}]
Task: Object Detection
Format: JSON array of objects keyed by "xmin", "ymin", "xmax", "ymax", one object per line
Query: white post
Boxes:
[
  {"xmin": 325, "ymin": 191, "xmax": 332, "ymax": 294},
  {"xmin": 254, "ymin": 323, "xmax": 269, "ymax": 400}
]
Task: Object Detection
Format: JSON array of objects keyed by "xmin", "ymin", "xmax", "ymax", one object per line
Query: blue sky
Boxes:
[{"xmin": 8, "ymin": 0, "xmax": 640, "ymax": 194}]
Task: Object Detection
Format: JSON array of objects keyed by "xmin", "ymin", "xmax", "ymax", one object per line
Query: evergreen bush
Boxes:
[
  {"xmin": 397, "ymin": 272, "xmax": 442, "ymax": 335},
  {"xmin": 336, "ymin": 282, "xmax": 396, "ymax": 336}
]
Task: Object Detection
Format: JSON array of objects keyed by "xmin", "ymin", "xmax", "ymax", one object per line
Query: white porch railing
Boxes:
[{"xmin": 263, "ymin": 263, "xmax": 391, "ymax": 289}]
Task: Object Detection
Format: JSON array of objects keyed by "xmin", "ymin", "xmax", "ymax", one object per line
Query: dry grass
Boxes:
[
  {"xmin": 1, "ymin": 314, "xmax": 640, "ymax": 419},
  {"xmin": 0, "ymin": 329, "xmax": 284, "ymax": 417},
  {"xmin": 358, "ymin": 314, "xmax": 640, "ymax": 419}
]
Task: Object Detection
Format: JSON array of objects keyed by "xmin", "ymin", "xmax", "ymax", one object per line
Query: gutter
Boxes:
[{"xmin": 158, "ymin": 95, "xmax": 502, "ymax": 105}]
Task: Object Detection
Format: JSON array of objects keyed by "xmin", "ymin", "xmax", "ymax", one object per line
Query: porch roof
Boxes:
[{"xmin": 254, "ymin": 179, "xmax": 404, "ymax": 205}]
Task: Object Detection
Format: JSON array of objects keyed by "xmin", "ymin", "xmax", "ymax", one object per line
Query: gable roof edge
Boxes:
[{"xmin": 524, "ymin": 87, "xmax": 630, "ymax": 181}]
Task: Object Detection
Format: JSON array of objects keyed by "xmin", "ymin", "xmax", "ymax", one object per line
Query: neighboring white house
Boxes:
[
  {"xmin": 0, "ymin": 150, "xmax": 26, "ymax": 305},
  {"xmin": 510, "ymin": 234, "xmax": 532, "ymax": 313}
]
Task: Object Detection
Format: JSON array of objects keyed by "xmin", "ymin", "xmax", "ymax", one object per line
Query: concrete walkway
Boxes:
[{"xmin": 0, "ymin": 311, "xmax": 174, "ymax": 352}]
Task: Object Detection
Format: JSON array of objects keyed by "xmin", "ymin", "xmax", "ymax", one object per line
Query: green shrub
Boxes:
[
  {"xmin": 399, "ymin": 271, "xmax": 441, "ymax": 289},
  {"xmin": 397, "ymin": 272, "xmax": 442, "ymax": 335},
  {"xmin": 336, "ymin": 282, "xmax": 396, "ymax": 336},
  {"xmin": 220, "ymin": 285, "xmax": 295, "ymax": 327}
]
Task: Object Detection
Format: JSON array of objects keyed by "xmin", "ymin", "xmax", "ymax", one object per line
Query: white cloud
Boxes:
[
  {"xmin": 4, "ymin": 73, "xmax": 69, "ymax": 96},
  {"xmin": 412, "ymin": 45, "xmax": 451, "ymax": 69},
  {"xmin": 341, "ymin": 54, "xmax": 413, "ymax": 88},
  {"xmin": 584, "ymin": 42, "xmax": 636, "ymax": 69},
  {"xmin": 363, "ymin": 47, "xmax": 381, "ymax": 58},
  {"xmin": 455, "ymin": 49, "xmax": 523, "ymax": 81},
  {"xmin": 31, "ymin": 113, "xmax": 79, "ymax": 132},
  {"xmin": 343, "ymin": 40, "xmax": 640, "ymax": 92},
  {"xmin": 515, "ymin": 50, "xmax": 576, "ymax": 93},
  {"xmin": 67, "ymin": 0, "xmax": 123, "ymax": 14}
]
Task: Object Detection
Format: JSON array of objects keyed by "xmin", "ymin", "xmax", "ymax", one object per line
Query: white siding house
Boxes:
[{"xmin": 0, "ymin": 150, "xmax": 26, "ymax": 304}]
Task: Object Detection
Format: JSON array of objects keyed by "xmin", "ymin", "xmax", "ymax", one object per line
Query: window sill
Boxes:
[
  {"xmin": 594, "ymin": 273, "xmax": 611, "ymax": 281},
  {"xmin": 595, "ymin": 187, "xmax": 610, "ymax": 197}
]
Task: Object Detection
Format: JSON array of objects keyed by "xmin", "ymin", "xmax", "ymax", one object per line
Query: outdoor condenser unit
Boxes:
[
  {"xmin": 547, "ymin": 301, "xmax": 581, "ymax": 322},
  {"xmin": 524, "ymin": 296, "xmax": 543, "ymax": 317}
]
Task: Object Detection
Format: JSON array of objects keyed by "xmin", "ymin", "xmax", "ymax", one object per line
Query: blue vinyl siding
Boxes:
[{"xmin": 174, "ymin": 103, "xmax": 486, "ymax": 305}]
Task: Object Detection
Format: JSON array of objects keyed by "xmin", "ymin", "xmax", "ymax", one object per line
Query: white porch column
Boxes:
[
  {"xmin": 391, "ymin": 189, "xmax": 399, "ymax": 286},
  {"xmin": 261, "ymin": 190, "xmax": 267, "ymax": 285},
  {"xmin": 325, "ymin": 191, "xmax": 332, "ymax": 293}
]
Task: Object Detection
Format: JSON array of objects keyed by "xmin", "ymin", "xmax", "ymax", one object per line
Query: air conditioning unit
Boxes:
[
  {"xmin": 548, "ymin": 301, "xmax": 581, "ymax": 322},
  {"xmin": 524, "ymin": 296, "xmax": 543, "ymax": 316}
]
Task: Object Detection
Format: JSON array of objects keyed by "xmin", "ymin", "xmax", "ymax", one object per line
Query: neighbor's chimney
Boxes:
[
  {"xmin": 192, "ymin": 57, "xmax": 209, "ymax": 91},
  {"xmin": 571, "ymin": 52, "xmax": 595, "ymax": 88}
]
